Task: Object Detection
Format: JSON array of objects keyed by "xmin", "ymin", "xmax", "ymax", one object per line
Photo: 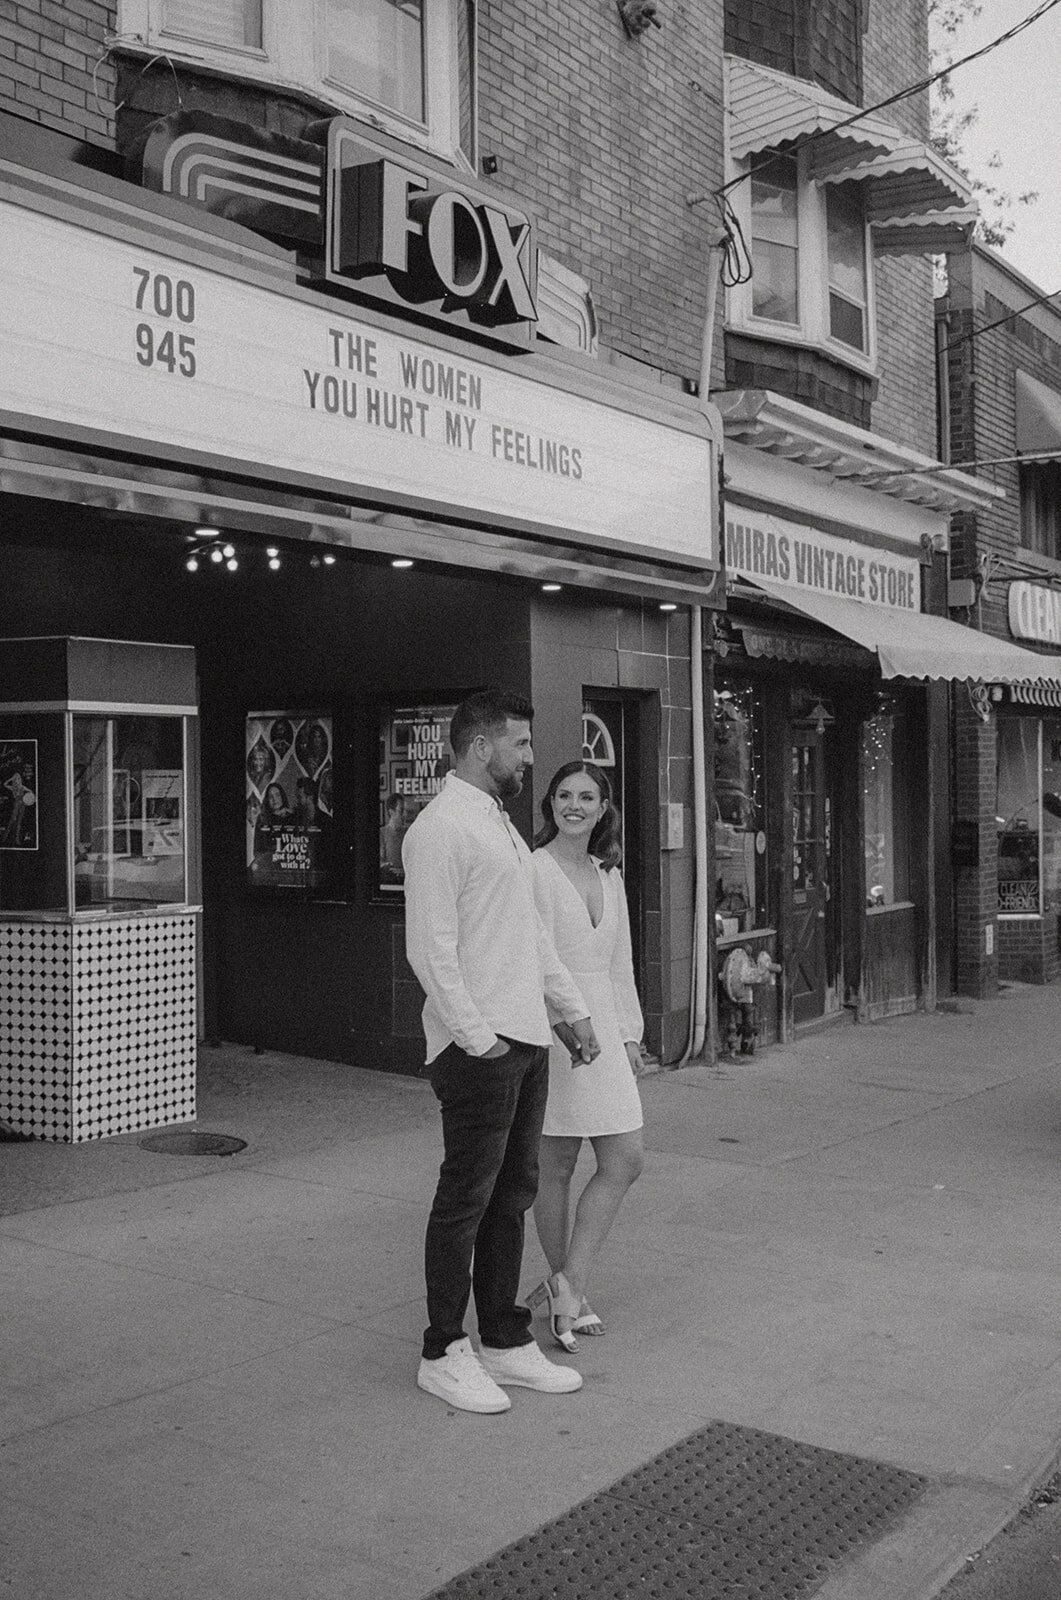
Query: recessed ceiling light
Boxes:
[
  {"xmin": 323, "ymin": 553, "xmax": 337, "ymax": 565},
  {"xmin": 392, "ymin": 558, "xmax": 414, "ymax": 569},
  {"xmin": 541, "ymin": 583, "xmax": 562, "ymax": 592},
  {"xmin": 659, "ymin": 602, "xmax": 678, "ymax": 612}
]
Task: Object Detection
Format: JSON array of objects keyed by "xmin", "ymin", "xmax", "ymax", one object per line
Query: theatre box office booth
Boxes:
[{"xmin": 0, "ymin": 119, "xmax": 721, "ymax": 1134}]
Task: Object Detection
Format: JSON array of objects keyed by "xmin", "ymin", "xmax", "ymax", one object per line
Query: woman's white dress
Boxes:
[{"xmin": 530, "ymin": 849, "xmax": 644, "ymax": 1137}]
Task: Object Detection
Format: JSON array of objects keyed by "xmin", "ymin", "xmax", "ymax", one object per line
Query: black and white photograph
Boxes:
[{"xmin": 8, "ymin": 2, "xmax": 1061, "ymax": 1597}]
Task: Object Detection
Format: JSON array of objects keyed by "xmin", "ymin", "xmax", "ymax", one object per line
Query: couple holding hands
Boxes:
[{"xmin": 403, "ymin": 688, "xmax": 644, "ymax": 1414}]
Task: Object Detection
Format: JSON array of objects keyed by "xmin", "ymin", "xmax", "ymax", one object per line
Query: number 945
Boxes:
[{"xmin": 135, "ymin": 324, "xmax": 196, "ymax": 377}]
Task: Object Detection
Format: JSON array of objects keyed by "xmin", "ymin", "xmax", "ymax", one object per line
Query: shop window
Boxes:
[
  {"xmin": 1042, "ymin": 721, "xmax": 1061, "ymax": 911},
  {"xmin": 1019, "ymin": 461, "xmax": 1061, "ymax": 558},
  {"xmin": 862, "ymin": 699, "xmax": 911, "ymax": 908},
  {"xmin": 714, "ymin": 678, "xmax": 767, "ymax": 935},
  {"xmin": 120, "ymin": 0, "xmax": 477, "ymax": 167},
  {"xmin": 730, "ymin": 148, "xmax": 875, "ymax": 370},
  {"xmin": 73, "ymin": 715, "xmax": 187, "ymax": 909},
  {"xmin": 997, "ymin": 718, "xmax": 1041, "ymax": 915}
]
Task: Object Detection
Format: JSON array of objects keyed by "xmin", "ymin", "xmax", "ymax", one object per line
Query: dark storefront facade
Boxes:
[
  {"xmin": 0, "ymin": 116, "xmax": 720, "ymax": 1136},
  {"xmin": 711, "ymin": 392, "xmax": 1008, "ymax": 1049}
]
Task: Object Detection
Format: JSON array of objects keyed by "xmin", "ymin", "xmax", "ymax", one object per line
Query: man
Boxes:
[{"xmin": 403, "ymin": 688, "xmax": 600, "ymax": 1414}]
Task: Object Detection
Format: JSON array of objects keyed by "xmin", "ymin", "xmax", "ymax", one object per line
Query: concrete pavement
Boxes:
[{"xmin": 4, "ymin": 983, "xmax": 1061, "ymax": 1599}]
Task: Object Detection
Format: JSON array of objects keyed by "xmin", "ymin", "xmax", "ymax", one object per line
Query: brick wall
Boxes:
[
  {"xmin": 0, "ymin": 0, "xmax": 114, "ymax": 142},
  {"xmin": 477, "ymin": 0, "xmax": 724, "ymax": 385}
]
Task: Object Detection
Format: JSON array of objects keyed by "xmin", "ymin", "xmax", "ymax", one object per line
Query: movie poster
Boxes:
[
  {"xmin": 378, "ymin": 705, "xmax": 456, "ymax": 895},
  {"xmin": 0, "ymin": 739, "xmax": 38, "ymax": 851},
  {"xmin": 246, "ymin": 713, "xmax": 334, "ymax": 892},
  {"xmin": 142, "ymin": 769, "xmax": 183, "ymax": 857}
]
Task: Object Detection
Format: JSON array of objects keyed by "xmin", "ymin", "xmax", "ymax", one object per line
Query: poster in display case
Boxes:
[
  {"xmin": 246, "ymin": 712, "xmax": 334, "ymax": 892},
  {"xmin": 378, "ymin": 704, "xmax": 456, "ymax": 896},
  {"xmin": 0, "ymin": 739, "xmax": 39, "ymax": 851}
]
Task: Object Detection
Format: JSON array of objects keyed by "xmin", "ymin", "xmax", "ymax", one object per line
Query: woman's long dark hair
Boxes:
[{"xmin": 534, "ymin": 760, "xmax": 622, "ymax": 871}]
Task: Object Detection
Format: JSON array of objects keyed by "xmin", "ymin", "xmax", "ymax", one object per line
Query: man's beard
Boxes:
[{"xmin": 490, "ymin": 762, "xmax": 524, "ymax": 801}]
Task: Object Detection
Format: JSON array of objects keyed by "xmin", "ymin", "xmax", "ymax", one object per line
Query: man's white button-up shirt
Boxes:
[{"xmin": 402, "ymin": 772, "xmax": 589, "ymax": 1063}]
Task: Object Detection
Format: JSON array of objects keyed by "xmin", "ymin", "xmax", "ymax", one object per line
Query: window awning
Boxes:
[
  {"xmin": 1015, "ymin": 369, "xmax": 1061, "ymax": 455},
  {"xmin": 725, "ymin": 57, "xmax": 975, "ymax": 252},
  {"xmin": 744, "ymin": 576, "xmax": 1061, "ymax": 684}
]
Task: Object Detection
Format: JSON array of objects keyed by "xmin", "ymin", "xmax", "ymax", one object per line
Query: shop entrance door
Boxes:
[
  {"xmin": 583, "ymin": 693, "xmax": 642, "ymax": 990},
  {"xmin": 790, "ymin": 727, "xmax": 838, "ymax": 1024}
]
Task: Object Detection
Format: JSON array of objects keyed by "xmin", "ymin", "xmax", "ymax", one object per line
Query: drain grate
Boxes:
[
  {"xmin": 139, "ymin": 1131, "xmax": 247, "ymax": 1156},
  {"xmin": 424, "ymin": 1420, "xmax": 926, "ymax": 1600}
]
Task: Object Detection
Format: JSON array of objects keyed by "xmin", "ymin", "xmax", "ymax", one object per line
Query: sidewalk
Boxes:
[{"xmin": 4, "ymin": 984, "xmax": 1061, "ymax": 1600}]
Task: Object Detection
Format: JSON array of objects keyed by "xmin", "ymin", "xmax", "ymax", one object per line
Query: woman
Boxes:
[{"xmin": 528, "ymin": 760, "xmax": 644, "ymax": 1351}]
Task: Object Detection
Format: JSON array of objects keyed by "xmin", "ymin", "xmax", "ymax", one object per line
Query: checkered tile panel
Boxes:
[{"xmin": 0, "ymin": 916, "xmax": 197, "ymax": 1142}]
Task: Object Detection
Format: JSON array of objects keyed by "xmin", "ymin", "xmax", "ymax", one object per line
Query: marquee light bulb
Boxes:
[
  {"xmin": 226, "ymin": 557, "xmax": 238, "ymax": 572},
  {"xmin": 323, "ymin": 553, "xmax": 336, "ymax": 565},
  {"xmin": 210, "ymin": 547, "xmax": 224, "ymax": 563},
  {"xmin": 266, "ymin": 547, "xmax": 279, "ymax": 559},
  {"xmin": 268, "ymin": 557, "xmax": 281, "ymax": 571},
  {"xmin": 222, "ymin": 543, "xmax": 235, "ymax": 560},
  {"xmin": 186, "ymin": 556, "xmax": 199, "ymax": 572}
]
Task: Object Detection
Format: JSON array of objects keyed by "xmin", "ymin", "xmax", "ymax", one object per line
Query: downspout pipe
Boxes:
[{"xmin": 677, "ymin": 215, "xmax": 727, "ymax": 1065}]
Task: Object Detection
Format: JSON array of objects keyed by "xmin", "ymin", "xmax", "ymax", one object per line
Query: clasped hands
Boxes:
[{"xmin": 553, "ymin": 1016, "xmax": 601, "ymax": 1066}]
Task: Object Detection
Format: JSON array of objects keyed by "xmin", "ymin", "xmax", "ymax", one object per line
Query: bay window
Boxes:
[
  {"xmin": 737, "ymin": 147, "xmax": 875, "ymax": 368},
  {"xmin": 120, "ymin": 0, "xmax": 477, "ymax": 166}
]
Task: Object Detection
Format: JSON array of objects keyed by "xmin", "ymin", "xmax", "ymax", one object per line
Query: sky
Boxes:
[{"xmin": 932, "ymin": 0, "xmax": 1061, "ymax": 292}]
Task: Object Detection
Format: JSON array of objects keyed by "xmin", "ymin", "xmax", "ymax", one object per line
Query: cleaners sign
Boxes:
[
  {"xmin": 725, "ymin": 509, "xmax": 920, "ymax": 611},
  {"xmin": 1009, "ymin": 581, "xmax": 1061, "ymax": 648}
]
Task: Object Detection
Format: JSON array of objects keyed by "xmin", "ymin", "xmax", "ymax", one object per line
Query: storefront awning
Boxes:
[
  {"xmin": 744, "ymin": 576, "xmax": 1061, "ymax": 684},
  {"xmin": 725, "ymin": 57, "xmax": 975, "ymax": 253},
  {"xmin": 1015, "ymin": 369, "xmax": 1061, "ymax": 454}
]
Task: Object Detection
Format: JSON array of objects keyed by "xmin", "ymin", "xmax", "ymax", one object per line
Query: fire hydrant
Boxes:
[{"xmin": 719, "ymin": 947, "xmax": 781, "ymax": 1056}]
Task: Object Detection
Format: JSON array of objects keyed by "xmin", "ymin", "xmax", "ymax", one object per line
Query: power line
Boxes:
[{"xmin": 941, "ymin": 285, "xmax": 1061, "ymax": 351}]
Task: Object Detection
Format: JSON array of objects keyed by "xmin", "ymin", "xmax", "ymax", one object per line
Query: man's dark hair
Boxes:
[
  {"xmin": 384, "ymin": 792, "xmax": 404, "ymax": 816},
  {"xmin": 450, "ymin": 688, "xmax": 534, "ymax": 758}
]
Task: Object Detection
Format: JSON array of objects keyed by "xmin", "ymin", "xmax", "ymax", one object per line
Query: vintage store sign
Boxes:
[
  {"xmin": 0, "ymin": 199, "xmax": 715, "ymax": 567},
  {"xmin": 1009, "ymin": 581, "xmax": 1061, "ymax": 647},
  {"xmin": 725, "ymin": 509, "xmax": 920, "ymax": 611}
]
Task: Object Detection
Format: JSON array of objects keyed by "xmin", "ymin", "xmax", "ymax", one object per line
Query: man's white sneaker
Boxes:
[
  {"xmin": 479, "ymin": 1340, "xmax": 583, "ymax": 1393},
  {"xmin": 417, "ymin": 1337, "xmax": 511, "ymax": 1413}
]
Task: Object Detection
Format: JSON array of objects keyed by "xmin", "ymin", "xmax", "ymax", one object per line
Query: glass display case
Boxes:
[{"xmin": 0, "ymin": 638, "xmax": 199, "ymax": 1142}]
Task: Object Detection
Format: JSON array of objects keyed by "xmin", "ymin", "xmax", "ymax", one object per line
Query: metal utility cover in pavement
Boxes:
[
  {"xmin": 424, "ymin": 1419, "xmax": 927, "ymax": 1599},
  {"xmin": 138, "ymin": 1131, "xmax": 247, "ymax": 1156}
]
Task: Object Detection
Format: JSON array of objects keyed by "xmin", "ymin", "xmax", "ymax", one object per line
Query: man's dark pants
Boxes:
[{"xmin": 423, "ymin": 1038, "xmax": 549, "ymax": 1361}]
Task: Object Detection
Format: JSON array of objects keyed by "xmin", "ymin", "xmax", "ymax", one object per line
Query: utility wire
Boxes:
[{"xmin": 941, "ymin": 285, "xmax": 1061, "ymax": 351}]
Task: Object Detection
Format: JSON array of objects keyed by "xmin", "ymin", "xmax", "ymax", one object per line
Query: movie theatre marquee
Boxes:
[{"xmin": 0, "ymin": 196, "xmax": 718, "ymax": 572}]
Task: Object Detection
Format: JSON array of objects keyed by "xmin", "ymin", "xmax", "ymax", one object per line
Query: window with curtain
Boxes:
[
  {"xmin": 325, "ymin": 0, "xmax": 425, "ymax": 123},
  {"xmin": 125, "ymin": 1, "xmax": 476, "ymax": 163},
  {"xmin": 1019, "ymin": 461, "xmax": 1061, "ymax": 558},
  {"xmin": 825, "ymin": 183, "xmax": 868, "ymax": 353},
  {"xmin": 750, "ymin": 153, "xmax": 800, "ymax": 325},
  {"xmin": 731, "ymin": 148, "xmax": 877, "ymax": 370}
]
